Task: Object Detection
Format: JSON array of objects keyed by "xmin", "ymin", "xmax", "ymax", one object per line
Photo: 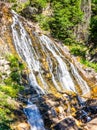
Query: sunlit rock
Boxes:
[
  {"xmin": 85, "ymin": 118, "xmax": 97, "ymax": 130},
  {"xmin": 16, "ymin": 123, "xmax": 30, "ymax": 130}
]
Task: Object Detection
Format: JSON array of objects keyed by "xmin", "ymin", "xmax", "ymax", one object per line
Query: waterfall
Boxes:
[
  {"xmin": 39, "ymin": 35, "xmax": 90, "ymax": 94},
  {"xmin": 11, "ymin": 10, "xmax": 90, "ymax": 130}
]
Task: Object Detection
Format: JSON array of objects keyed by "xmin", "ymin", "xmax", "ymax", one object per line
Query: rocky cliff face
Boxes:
[{"xmin": 74, "ymin": 0, "xmax": 91, "ymax": 42}]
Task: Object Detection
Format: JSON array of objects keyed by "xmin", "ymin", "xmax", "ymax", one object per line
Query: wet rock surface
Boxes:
[{"xmin": 20, "ymin": 92, "xmax": 96, "ymax": 130}]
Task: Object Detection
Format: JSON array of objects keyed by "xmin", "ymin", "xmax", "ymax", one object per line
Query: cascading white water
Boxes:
[
  {"xmin": 70, "ymin": 63, "xmax": 90, "ymax": 95},
  {"xmin": 54, "ymin": 42, "xmax": 90, "ymax": 95},
  {"xmin": 39, "ymin": 35, "xmax": 76, "ymax": 92},
  {"xmin": 38, "ymin": 34, "xmax": 61, "ymax": 91},
  {"xmin": 11, "ymin": 10, "xmax": 90, "ymax": 130},
  {"xmin": 11, "ymin": 10, "xmax": 45, "ymax": 95},
  {"xmin": 11, "ymin": 10, "xmax": 90, "ymax": 95}
]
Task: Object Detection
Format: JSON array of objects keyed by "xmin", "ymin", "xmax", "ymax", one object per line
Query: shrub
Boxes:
[{"xmin": 0, "ymin": 85, "xmax": 18, "ymax": 97}]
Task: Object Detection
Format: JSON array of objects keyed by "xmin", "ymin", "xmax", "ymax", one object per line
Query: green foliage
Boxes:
[
  {"xmin": 0, "ymin": 123, "xmax": 11, "ymax": 130},
  {"xmin": 0, "ymin": 85, "xmax": 18, "ymax": 97},
  {"xmin": 69, "ymin": 41, "xmax": 97, "ymax": 72},
  {"xmin": 36, "ymin": 14, "xmax": 50, "ymax": 30},
  {"xmin": 11, "ymin": 0, "xmax": 83, "ymax": 43},
  {"xmin": 12, "ymin": 0, "xmax": 48, "ymax": 12},
  {"xmin": 69, "ymin": 43, "xmax": 87, "ymax": 58},
  {"xmin": 32, "ymin": 0, "xmax": 83, "ymax": 42},
  {"xmin": 84, "ymin": 1, "xmax": 97, "ymax": 62},
  {"xmin": 90, "ymin": 18, "xmax": 97, "ymax": 45},
  {"xmin": 67, "ymin": 42, "xmax": 97, "ymax": 72},
  {"xmin": 80, "ymin": 58, "xmax": 97, "ymax": 72},
  {"xmin": 8, "ymin": 0, "xmax": 17, "ymax": 2},
  {"xmin": 49, "ymin": 0, "xmax": 83, "ymax": 42},
  {"xmin": 2, "ymin": 54, "xmax": 25, "ymax": 97}
]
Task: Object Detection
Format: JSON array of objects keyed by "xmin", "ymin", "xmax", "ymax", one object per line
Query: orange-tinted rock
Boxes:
[{"xmin": 16, "ymin": 123, "xmax": 30, "ymax": 130}]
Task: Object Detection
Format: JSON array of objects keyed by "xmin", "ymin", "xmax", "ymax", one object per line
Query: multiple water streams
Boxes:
[{"xmin": 11, "ymin": 10, "xmax": 90, "ymax": 130}]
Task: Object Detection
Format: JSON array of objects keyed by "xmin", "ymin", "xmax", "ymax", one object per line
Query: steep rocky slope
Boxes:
[{"xmin": 0, "ymin": 2, "xmax": 97, "ymax": 130}]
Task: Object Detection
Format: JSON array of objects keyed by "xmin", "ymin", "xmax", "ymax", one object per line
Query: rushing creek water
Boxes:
[
  {"xmin": 11, "ymin": 10, "xmax": 90, "ymax": 129},
  {"xmin": 24, "ymin": 101, "xmax": 45, "ymax": 130}
]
